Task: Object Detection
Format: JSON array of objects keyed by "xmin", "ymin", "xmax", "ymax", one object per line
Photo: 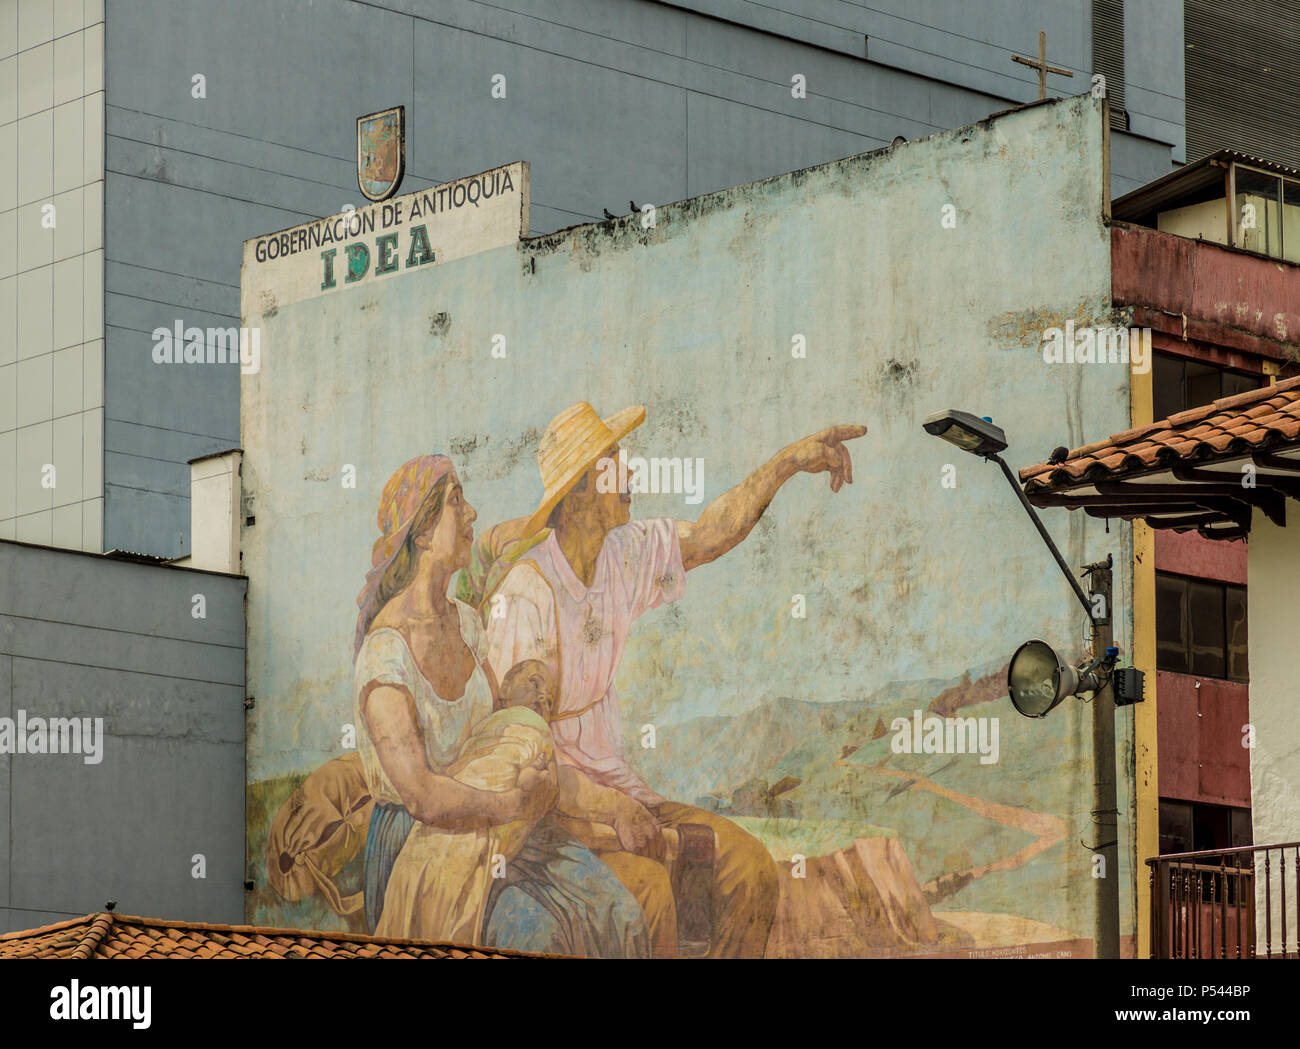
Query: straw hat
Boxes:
[{"xmin": 524, "ymin": 402, "xmax": 646, "ymax": 535}]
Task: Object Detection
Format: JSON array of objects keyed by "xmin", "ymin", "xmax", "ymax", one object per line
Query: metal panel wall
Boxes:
[
  {"xmin": 1186, "ymin": 0, "xmax": 1300, "ymax": 167},
  {"xmin": 0, "ymin": 541, "xmax": 246, "ymax": 933}
]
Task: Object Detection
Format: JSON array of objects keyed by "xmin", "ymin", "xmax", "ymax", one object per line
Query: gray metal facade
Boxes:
[
  {"xmin": 100, "ymin": 0, "xmax": 1184, "ymax": 558},
  {"xmin": 0, "ymin": 540, "xmax": 246, "ymax": 932}
]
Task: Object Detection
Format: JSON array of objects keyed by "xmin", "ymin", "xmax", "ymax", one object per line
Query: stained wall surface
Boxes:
[{"xmin": 241, "ymin": 95, "xmax": 1139, "ymax": 956}]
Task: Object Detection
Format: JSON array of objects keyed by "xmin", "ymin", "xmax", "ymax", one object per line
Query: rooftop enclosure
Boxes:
[
  {"xmin": 240, "ymin": 95, "xmax": 1137, "ymax": 956},
  {"xmin": 1113, "ymin": 151, "xmax": 1300, "ymax": 265}
]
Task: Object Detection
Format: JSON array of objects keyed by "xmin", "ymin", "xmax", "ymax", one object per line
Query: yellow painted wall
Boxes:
[{"xmin": 1129, "ymin": 354, "xmax": 1158, "ymax": 957}]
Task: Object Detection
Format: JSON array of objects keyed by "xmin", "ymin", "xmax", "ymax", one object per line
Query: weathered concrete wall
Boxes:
[
  {"xmin": 242, "ymin": 95, "xmax": 1138, "ymax": 956},
  {"xmin": 1246, "ymin": 510, "xmax": 1300, "ymax": 948},
  {"xmin": 0, "ymin": 541, "xmax": 245, "ymax": 933},
  {"xmin": 98, "ymin": 0, "xmax": 1177, "ymax": 558}
]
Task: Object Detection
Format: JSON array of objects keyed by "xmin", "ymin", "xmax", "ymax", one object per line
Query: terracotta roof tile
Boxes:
[
  {"xmin": 0, "ymin": 912, "xmax": 547, "ymax": 959},
  {"xmin": 1020, "ymin": 375, "xmax": 1300, "ymax": 491}
]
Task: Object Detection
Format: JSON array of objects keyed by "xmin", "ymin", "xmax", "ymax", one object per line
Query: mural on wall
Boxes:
[{"xmin": 245, "ymin": 96, "xmax": 1137, "ymax": 957}]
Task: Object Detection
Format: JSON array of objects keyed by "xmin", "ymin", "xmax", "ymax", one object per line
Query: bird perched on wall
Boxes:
[
  {"xmin": 629, "ymin": 200, "xmax": 640, "ymax": 213},
  {"xmin": 1048, "ymin": 445, "xmax": 1070, "ymax": 465},
  {"xmin": 602, "ymin": 207, "xmax": 617, "ymax": 220}
]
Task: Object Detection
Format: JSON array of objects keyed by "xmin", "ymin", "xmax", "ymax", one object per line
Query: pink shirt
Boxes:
[{"xmin": 484, "ymin": 519, "xmax": 686, "ymax": 805}]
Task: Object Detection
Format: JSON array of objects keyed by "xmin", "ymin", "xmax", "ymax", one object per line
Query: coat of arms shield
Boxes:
[{"xmin": 357, "ymin": 106, "xmax": 405, "ymax": 202}]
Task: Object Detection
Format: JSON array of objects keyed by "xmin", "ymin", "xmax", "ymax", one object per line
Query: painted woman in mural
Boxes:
[{"xmin": 351, "ymin": 453, "xmax": 650, "ymax": 954}]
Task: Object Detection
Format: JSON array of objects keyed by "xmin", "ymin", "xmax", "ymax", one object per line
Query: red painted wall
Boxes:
[
  {"xmin": 1155, "ymin": 529, "xmax": 1247, "ymax": 584},
  {"xmin": 1112, "ymin": 225, "xmax": 1300, "ymax": 362},
  {"xmin": 1155, "ymin": 672, "xmax": 1251, "ymax": 807}
]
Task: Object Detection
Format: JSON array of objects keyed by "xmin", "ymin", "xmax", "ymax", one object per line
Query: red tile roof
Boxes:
[
  {"xmin": 1020, "ymin": 375, "xmax": 1300, "ymax": 491},
  {"xmin": 0, "ymin": 911, "xmax": 539, "ymax": 959},
  {"xmin": 1014, "ymin": 375, "xmax": 1300, "ymax": 540}
]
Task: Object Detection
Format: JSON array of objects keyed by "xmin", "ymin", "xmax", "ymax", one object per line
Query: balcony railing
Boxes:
[{"xmin": 1147, "ymin": 843, "xmax": 1300, "ymax": 958}]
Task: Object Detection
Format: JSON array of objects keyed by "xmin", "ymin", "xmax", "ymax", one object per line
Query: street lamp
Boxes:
[
  {"xmin": 922, "ymin": 409, "xmax": 1097, "ymax": 621},
  {"xmin": 922, "ymin": 407, "xmax": 1144, "ymax": 961}
]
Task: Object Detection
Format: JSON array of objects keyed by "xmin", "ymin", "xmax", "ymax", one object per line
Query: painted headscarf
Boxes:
[{"xmin": 354, "ymin": 454, "xmax": 457, "ymax": 658}]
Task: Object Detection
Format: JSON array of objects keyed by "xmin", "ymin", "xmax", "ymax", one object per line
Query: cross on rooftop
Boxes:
[{"xmin": 1011, "ymin": 31, "xmax": 1074, "ymax": 100}]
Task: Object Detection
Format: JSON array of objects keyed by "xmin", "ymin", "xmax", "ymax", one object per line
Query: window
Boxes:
[
  {"xmin": 1156, "ymin": 572, "xmax": 1248, "ymax": 681},
  {"xmin": 1153, "ymin": 353, "xmax": 1263, "ymax": 420},
  {"xmin": 1226, "ymin": 163, "xmax": 1300, "ymax": 263},
  {"xmin": 1159, "ymin": 800, "xmax": 1252, "ymax": 854},
  {"xmin": 1159, "ymin": 800, "xmax": 1253, "ymax": 899}
]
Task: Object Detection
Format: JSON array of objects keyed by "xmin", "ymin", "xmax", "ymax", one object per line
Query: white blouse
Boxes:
[{"xmin": 353, "ymin": 599, "xmax": 494, "ymax": 807}]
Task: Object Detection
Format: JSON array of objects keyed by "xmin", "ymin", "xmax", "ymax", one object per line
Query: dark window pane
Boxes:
[
  {"xmin": 1226, "ymin": 585, "xmax": 1249, "ymax": 682},
  {"xmin": 1154, "ymin": 353, "xmax": 1185, "ymax": 420},
  {"xmin": 1230, "ymin": 807, "xmax": 1253, "ymax": 849},
  {"xmin": 1156, "ymin": 573, "xmax": 1189, "ymax": 673},
  {"xmin": 1159, "ymin": 799, "xmax": 1194, "ymax": 854},
  {"xmin": 1193, "ymin": 802, "xmax": 1232, "ymax": 852},
  {"xmin": 1187, "ymin": 360, "xmax": 1222, "ymax": 409},
  {"xmin": 1189, "ymin": 579, "xmax": 1227, "ymax": 678},
  {"xmin": 1221, "ymin": 371, "xmax": 1261, "ymax": 399}
]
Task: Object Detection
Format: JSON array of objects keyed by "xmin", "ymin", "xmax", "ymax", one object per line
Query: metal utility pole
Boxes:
[{"xmin": 1084, "ymin": 555, "xmax": 1120, "ymax": 960}]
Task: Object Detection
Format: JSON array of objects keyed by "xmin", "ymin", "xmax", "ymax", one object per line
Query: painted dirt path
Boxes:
[{"xmin": 833, "ymin": 757, "xmax": 1069, "ymax": 895}]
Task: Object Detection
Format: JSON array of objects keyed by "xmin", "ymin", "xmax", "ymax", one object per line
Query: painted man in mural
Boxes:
[{"xmin": 472, "ymin": 401, "xmax": 866, "ymax": 957}]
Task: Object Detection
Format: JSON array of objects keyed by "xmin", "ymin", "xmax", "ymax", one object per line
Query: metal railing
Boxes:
[{"xmin": 1147, "ymin": 842, "xmax": 1300, "ymax": 958}]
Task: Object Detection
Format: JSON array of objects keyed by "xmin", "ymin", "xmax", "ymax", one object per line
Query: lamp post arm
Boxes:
[{"xmin": 990, "ymin": 453, "xmax": 1097, "ymax": 621}]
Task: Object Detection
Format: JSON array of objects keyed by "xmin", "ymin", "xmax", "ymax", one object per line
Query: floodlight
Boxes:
[{"xmin": 1007, "ymin": 638, "xmax": 1110, "ymax": 718}]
